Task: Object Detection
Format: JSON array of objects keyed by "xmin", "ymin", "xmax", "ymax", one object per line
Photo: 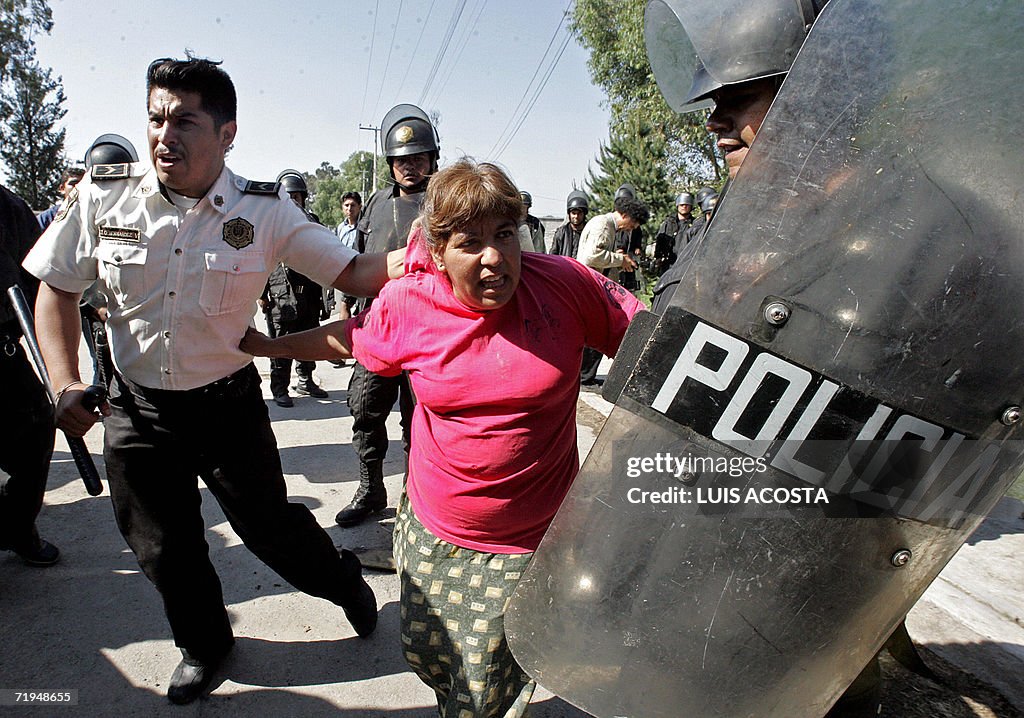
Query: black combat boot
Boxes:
[{"xmin": 335, "ymin": 460, "xmax": 388, "ymax": 527}]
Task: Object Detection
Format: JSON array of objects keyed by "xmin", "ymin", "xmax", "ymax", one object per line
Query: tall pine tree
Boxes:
[
  {"xmin": 1, "ymin": 56, "xmax": 67, "ymax": 208},
  {"xmin": 585, "ymin": 117, "xmax": 672, "ymax": 247},
  {"xmin": 571, "ymin": 0, "xmax": 725, "ymax": 193},
  {"xmin": 1, "ymin": 0, "xmax": 66, "ymax": 208}
]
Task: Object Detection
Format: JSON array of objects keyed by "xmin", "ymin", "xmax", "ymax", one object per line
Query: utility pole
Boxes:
[{"xmin": 359, "ymin": 124, "xmax": 381, "ymax": 193}]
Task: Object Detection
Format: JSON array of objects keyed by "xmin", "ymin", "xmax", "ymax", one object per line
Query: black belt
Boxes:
[{"xmin": 120, "ymin": 363, "xmax": 258, "ymax": 403}]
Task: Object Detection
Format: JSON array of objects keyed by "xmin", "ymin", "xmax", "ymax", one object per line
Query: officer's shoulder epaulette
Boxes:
[
  {"xmin": 91, "ymin": 163, "xmax": 133, "ymax": 181},
  {"xmin": 240, "ymin": 179, "xmax": 281, "ymax": 196}
]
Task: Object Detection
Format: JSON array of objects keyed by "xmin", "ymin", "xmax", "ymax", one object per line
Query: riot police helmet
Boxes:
[
  {"xmin": 676, "ymin": 192, "xmax": 695, "ymax": 207},
  {"xmin": 694, "ymin": 186, "xmax": 717, "ymax": 205},
  {"xmin": 615, "ymin": 183, "xmax": 636, "ymax": 201},
  {"xmin": 644, "ymin": 0, "xmax": 830, "ymax": 113},
  {"xmin": 381, "ymin": 103, "xmax": 440, "ymax": 161},
  {"xmin": 520, "ymin": 191, "xmax": 533, "ymax": 208},
  {"xmin": 566, "ymin": 190, "xmax": 589, "ymax": 212},
  {"xmin": 276, "ymin": 169, "xmax": 308, "ymax": 196},
  {"xmin": 700, "ymin": 192, "xmax": 719, "ymax": 213},
  {"xmin": 85, "ymin": 133, "xmax": 138, "ymax": 168}
]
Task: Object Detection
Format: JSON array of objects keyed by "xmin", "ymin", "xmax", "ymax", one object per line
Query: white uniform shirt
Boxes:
[
  {"xmin": 24, "ymin": 164, "xmax": 356, "ymax": 390},
  {"xmin": 576, "ymin": 212, "xmax": 621, "ymax": 270}
]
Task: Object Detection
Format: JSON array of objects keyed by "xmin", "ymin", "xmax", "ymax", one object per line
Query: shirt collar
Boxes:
[
  {"xmin": 132, "ymin": 165, "xmax": 237, "ymax": 213},
  {"xmin": 203, "ymin": 166, "xmax": 238, "ymax": 215}
]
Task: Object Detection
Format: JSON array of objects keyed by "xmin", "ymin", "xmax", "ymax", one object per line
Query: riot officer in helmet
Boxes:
[
  {"xmin": 78, "ymin": 134, "xmax": 143, "ymax": 386},
  {"xmin": 520, "ymin": 190, "xmax": 546, "ymax": 252},
  {"xmin": 551, "ymin": 190, "xmax": 589, "ymax": 257},
  {"xmin": 258, "ymin": 169, "xmax": 329, "ymax": 407},
  {"xmin": 653, "ymin": 191, "xmax": 695, "ymax": 274},
  {"xmin": 648, "ymin": 1, "xmax": 881, "ymax": 715},
  {"xmin": 336, "ymin": 103, "xmax": 439, "ymax": 532},
  {"xmin": 85, "ymin": 133, "xmax": 139, "ymax": 167}
]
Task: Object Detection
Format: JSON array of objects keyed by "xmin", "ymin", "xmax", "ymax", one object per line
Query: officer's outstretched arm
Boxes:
[
  {"xmin": 35, "ymin": 283, "xmax": 109, "ymax": 437},
  {"xmin": 240, "ymin": 322, "xmax": 353, "ymax": 361},
  {"xmin": 331, "ymin": 247, "xmax": 406, "ymax": 297}
]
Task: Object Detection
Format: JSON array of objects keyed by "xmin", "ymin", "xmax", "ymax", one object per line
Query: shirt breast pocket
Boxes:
[
  {"xmin": 95, "ymin": 242, "xmax": 148, "ymax": 310},
  {"xmin": 199, "ymin": 251, "xmax": 268, "ymax": 316}
]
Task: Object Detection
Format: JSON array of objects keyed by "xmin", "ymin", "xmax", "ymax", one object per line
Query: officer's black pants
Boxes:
[
  {"xmin": 265, "ymin": 309, "xmax": 319, "ymax": 397},
  {"xmin": 0, "ymin": 344, "xmax": 55, "ymax": 550},
  {"xmin": 580, "ymin": 347, "xmax": 604, "ymax": 384},
  {"xmin": 103, "ymin": 364, "xmax": 362, "ymax": 663},
  {"xmin": 347, "ymin": 362, "xmax": 413, "ymax": 472}
]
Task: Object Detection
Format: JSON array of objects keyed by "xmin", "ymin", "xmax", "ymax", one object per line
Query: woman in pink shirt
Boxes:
[{"xmin": 242, "ymin": 159, "xmax": 642, "ymax": 717}]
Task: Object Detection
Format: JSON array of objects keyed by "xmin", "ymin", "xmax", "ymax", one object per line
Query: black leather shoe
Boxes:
[
  {"xmin": 335, "ymin": 496, "xmax": 387, "ymax": 527},
  {"xmin": 167, "ymin": 656, "xmax": 220, "ymax": 705},
  {"xmin": 273, "ymin": 394, "xmax": 293, "ymax": 407},
  {"xmin": 14, "ymin": 538, "xmax": 60, "ymax": 567},
  {"xmin": 293, "ymin": 380, "xmax": 328, "ymax": 398},
  {"xmin": 339, "ymin": 554, "xmax": 378, "ymax": 639}
]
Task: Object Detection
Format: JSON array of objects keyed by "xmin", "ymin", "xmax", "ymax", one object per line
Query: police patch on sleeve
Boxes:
[
  {"xmin": 54, "ymin": 186, "xmax": 79, "ymax": 223},
  {"xmin": 222, "ymin": 217, "xmax": 255, "ymax": 249}
]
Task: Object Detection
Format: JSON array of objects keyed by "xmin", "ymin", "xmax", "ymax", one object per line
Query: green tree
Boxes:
[
  {"xmin": 570, "ymin": 0, "xmax": 725, "ymax": 191},
  {"xmin": 585, "ymin": 117, "xmax": 672, "ymax": 247},
  {"xmin": 1, "ymin": 0, "xmax": 52, "ymax": 83},
  {"xmin": 307, "ymin": 151, "xmax": 388, "ymax": 228},
  {"xmin": 0, "ymin": 56, "xmax": 66, "ymax": 208}
]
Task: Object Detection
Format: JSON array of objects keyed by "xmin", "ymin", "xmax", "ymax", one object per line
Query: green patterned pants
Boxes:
[{"xmin": 394, "ymin": 494, "xmax": 536, "ymax": 718}]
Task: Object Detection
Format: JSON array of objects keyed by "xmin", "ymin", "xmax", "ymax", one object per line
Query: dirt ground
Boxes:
[{"xmin": 874, "ymin": 643, "xmax": 1020, "ymax": 717}]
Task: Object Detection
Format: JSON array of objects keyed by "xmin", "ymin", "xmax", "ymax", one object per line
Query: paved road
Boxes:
[{"xmin": 2, "ymin": 330, "xmax": 1020, "ymax": 717}]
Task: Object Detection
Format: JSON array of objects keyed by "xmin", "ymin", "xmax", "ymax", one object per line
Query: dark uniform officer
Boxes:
[
  {"xmin": 653, "ymin": 191, "xmax": 694, "ymax": 274},
  {"xmin": 550, "ymin": 190, "xmax": 589, "ymax": 257},
  {"xmin": 0, "ymin": 185, "xmax": 58, "ymax": 567},
  {"xmin": 651, "ymin": 187, "xmax": 719, "ymax": 315},
  {"xmin": 520, "ymin": 190, "xmax": 547, "ymax": 252},
  {"xmin": 261, "ymin": 170, "xmax": 328, "ymax": 407},
  {"xmin": 24, "ymin": 57, "xmax": 387, "ymax": 705},
  {"xmin": 335, "ymin": 103, "xmax": 439, "ymax": 528}
]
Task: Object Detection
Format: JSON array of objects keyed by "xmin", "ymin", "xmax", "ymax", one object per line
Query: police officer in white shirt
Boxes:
[{"xmin": 23, "ymin": 56, "xmax": 400, "ymax": 705}]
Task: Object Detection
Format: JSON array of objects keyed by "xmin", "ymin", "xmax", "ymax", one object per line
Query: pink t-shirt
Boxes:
[{"xmin": 347, "ymin": 233, "xmax": 642, "ymax": 552}]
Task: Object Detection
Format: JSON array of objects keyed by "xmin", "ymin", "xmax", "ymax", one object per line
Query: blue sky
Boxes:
[{"xmin": 27, "ymin": 0, "xmax": 613, "ymax": 217}]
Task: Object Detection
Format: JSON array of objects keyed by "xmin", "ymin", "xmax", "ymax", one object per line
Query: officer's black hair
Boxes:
[
  {"xmin": 613, "ymin": 196, "xmax": 651, "ymax": 225},
  {"xmin": 146, "ymin": 55, "xmax": 237, "ymax": 128},
  {"xmin": 60, "ymin": 167, "xmax": 85, "ymax": 185},
  {"xmin": 341, "ymin": 191, "xmax": 363, "ymax": 205}
]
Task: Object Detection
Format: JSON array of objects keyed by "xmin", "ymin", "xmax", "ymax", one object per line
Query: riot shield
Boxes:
[{"xmin": 505, "ymin": 1, "xmax": 1024, "ymax": 716}]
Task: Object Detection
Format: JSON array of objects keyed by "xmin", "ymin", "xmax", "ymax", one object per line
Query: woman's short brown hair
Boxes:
[{"xmin": 420, "ymin": 159, "xmax": 525, "ymax": 251}]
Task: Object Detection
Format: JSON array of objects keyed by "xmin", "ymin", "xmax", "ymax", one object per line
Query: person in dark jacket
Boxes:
[
  {"xmin": 335, "ymin": 103, "xmax": 439, "ymax": 529},
  {"xmin": 260, "ymin": 170, "xmax": 329, "ymax": 407},
  {"xmin": 0, "ymin": 185, "xmax": 59, "ymax": 567},
  {"xmin": 550, "ymin": 189, "xmax": 589, "ymax": 257},
  {"xmin": 653, "ymin": 191, "xmax": 694, "ymax": 274}
]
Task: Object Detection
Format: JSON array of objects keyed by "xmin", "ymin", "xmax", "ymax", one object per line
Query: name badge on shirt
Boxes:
[{"xmin": 97, "ymin": 225, "xmax": 142, "ymax": 243}]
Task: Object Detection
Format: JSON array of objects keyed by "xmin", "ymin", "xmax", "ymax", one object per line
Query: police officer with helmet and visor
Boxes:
[
  {"xmin": 551, "ymin": 189, "xmax": 590, "ymax": 257},
  {"xmin": 335, "ymin": 103, "xmax": 439, "ymax": 530},
  {"xmin": 260, "ymin": 169, "xmax": 330, "ymax": 406}
]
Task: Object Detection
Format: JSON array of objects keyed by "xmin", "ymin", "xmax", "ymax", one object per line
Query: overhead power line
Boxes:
[
  {"xmin": 371, "ymin": 0, "xmax": 405, "ymax": 121},
  {"xmin": 359, "ymin": 0, "xmax": 382, "ymax": 120},
  {"xmin": 487, "ymin": 3, "xmax": 574, "ymax": 161},
  {"xmin": 423, "ymin": 0, "xmax": 489, "ymax": 109},
  {"xmin": 394, "ymin": 0, "xmax": 439, "ymax": 101},
  {"xmin": 418, "ymin": 0, "xmax": 470, "ymax": 106}
]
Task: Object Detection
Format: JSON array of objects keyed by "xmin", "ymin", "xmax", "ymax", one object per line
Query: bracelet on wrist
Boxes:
[{"xmin": 53, "ymin": 381, "xmax": 83, "ymax": 405}]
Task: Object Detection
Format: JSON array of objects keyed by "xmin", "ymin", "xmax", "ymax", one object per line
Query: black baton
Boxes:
[{"xmin": 6, "ymin": 285, "xmax": 105, "ymax": 496}]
